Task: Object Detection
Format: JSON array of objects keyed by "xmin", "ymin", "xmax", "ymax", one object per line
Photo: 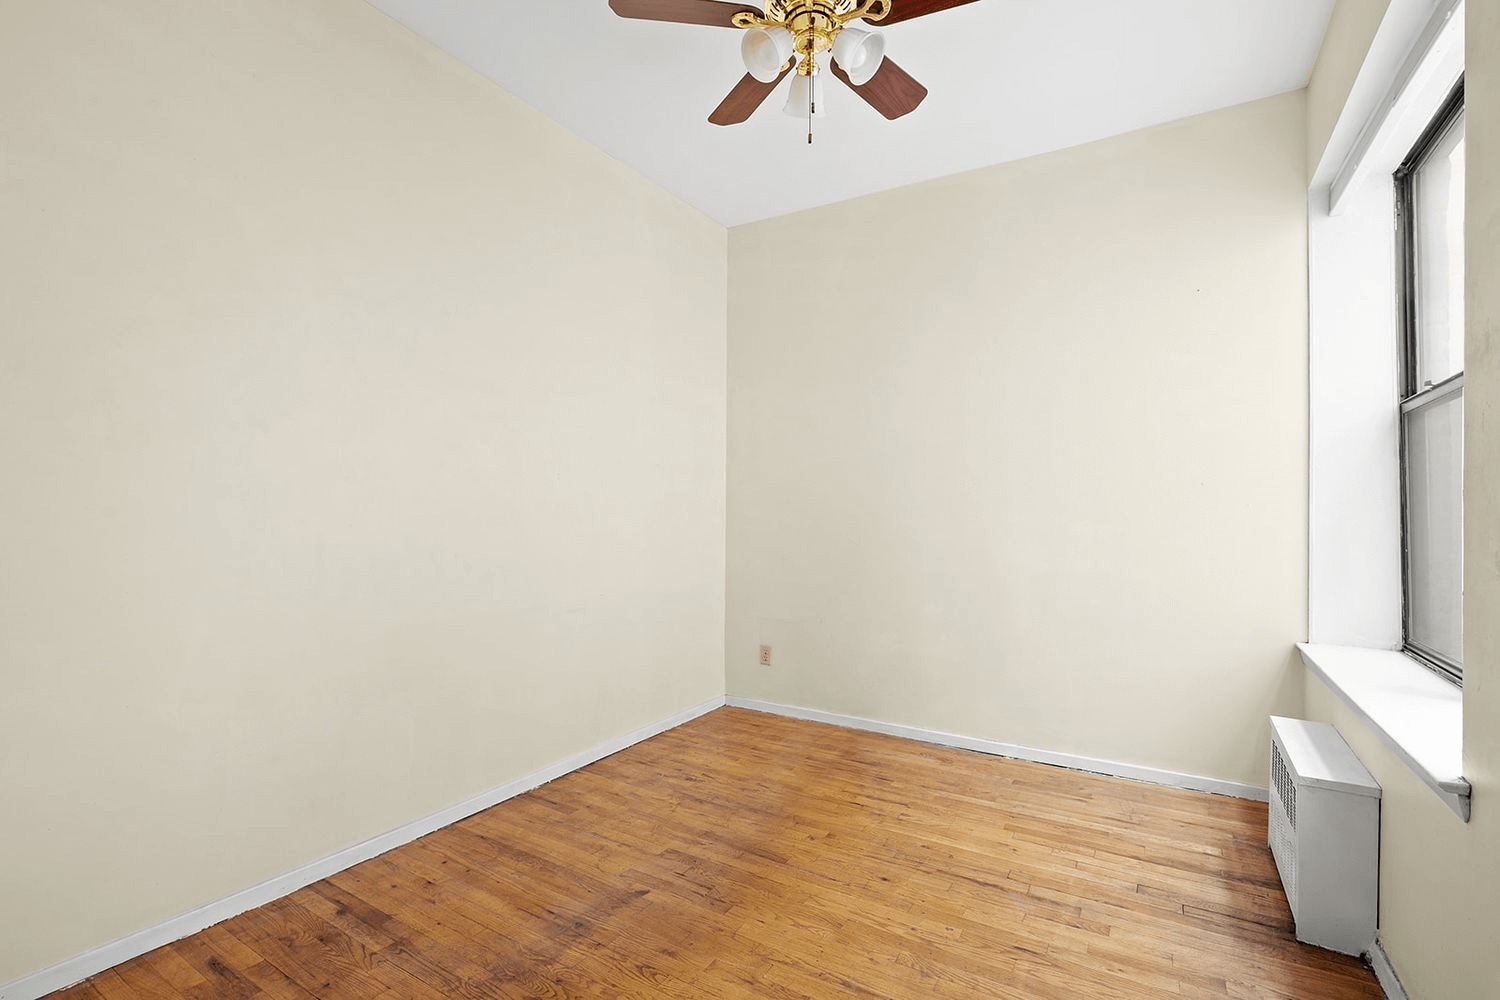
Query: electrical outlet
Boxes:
[{"xmin": 758, "ymin": 644, "xmax": 772, "ymax": 666}]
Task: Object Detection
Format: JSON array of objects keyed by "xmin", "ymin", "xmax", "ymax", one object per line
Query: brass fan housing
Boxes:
[
  {"xmin": 764, "ymin": 0, "xmax": 860, "ymax": 18},
  {"xmin": 733, "ymin": 0, "xmax": 890, "ymax": 74}
]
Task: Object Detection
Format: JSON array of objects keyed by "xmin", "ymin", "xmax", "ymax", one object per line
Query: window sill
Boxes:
[{"xmin": 1296, "ymin": 642, "xmax": 1470, "ymax": 821}]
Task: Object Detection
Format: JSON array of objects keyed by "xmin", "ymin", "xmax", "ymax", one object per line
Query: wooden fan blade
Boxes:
[
  {"xmin": 829, "ymin": 58, "xmax": 928, "ymax": 120},
  {"xmin": 875, "ymin": 0, "xmax": 982, "ymax": 25},
  {"xmin": 608, "ymin": 0, "xmax": 760, "ymax": 28},
  {"xmin": 709, "ymin": 64, "xmax": 794, "ymax": 125}
]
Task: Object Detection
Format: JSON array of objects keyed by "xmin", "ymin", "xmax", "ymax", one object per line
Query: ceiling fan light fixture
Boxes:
[
  {"xmin": 610, "ymin": 0, "xmax": 941, "ymax": 129},
  {"xmin": 782, "ymin": 68, "xmax": 827, "ymax": 118},
  {"xmin": 741, "ymin": 25, "xmax": 794, "ymax": 83},
  {"xmin": 832, "ymin": 26, "xmax": 885, "ymax": 86}
]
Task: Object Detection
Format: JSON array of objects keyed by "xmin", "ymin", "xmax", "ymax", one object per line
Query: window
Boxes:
[{"xmin": 1395, "ymin": 80, "xmax": 1465, "ymax": 683}]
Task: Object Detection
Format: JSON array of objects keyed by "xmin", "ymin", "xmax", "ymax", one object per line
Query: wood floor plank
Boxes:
[
  {"xmin": 167, "ymin": 935, "xmax": 263, "ymax": 1000},
  {"xmin": 111, "ymin": 962, "xmax": 188, "ymax": 1000},
  {"xmin": 84, "ymin": 972, "xmax": 143, "ymax": 1000},
  {"xmin": 44, "ymin": 708, "xmax": 1382, "ymax": 1000},
  {"xmin": 119, "ymin": 948, "xmax": 203, "ymax": 996}
]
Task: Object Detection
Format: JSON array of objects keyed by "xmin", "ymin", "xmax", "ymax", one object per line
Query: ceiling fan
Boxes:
[{"xmin": 608, "ymin": 0, "xmax": 980, "ymax": 135}]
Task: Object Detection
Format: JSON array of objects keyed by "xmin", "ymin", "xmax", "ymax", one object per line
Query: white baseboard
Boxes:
[
  {"xmin": 725, "ymin": 697, "xmax": 1269, "ymax": 802},
  {"xmin": 0, "ymin": 696, "xmax": 725, "ymax": 1000},
  {"xmin": 1367, "ymin": 936, "xmax": 1409, "ymax": 1000}
]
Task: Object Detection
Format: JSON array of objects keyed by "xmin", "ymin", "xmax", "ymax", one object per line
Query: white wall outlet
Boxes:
[{"xmin": 758, "ymin": 644, "xmax": 772, "ymax": 666}]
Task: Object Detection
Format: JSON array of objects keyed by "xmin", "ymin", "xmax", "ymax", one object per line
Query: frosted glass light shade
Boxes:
[
  {"xmin": 742, "ymin": 26, "xmax": 794, "ymax": 83},
  {"xmin": 782, "ymin": 71, "xmax": 827, "ymax": 117},
  {"xmin": 832, "ymin": 26, "xmax": 885, "ymax": 85}
]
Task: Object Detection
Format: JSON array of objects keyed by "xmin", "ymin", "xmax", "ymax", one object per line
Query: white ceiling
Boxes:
[{"xmin": 365, "ymin": 0, "xmax": 1334, "ymax": 226}]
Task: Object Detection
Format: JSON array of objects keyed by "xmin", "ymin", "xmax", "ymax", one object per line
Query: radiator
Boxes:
[{"xmin": 1267, "ymin": 716, "xmax": 1381, "ymax": 956}]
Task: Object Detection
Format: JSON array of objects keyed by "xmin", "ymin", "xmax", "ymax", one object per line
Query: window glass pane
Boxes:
[
  {"xmin": 1414, "ymin": 111, "xmax": 1465, "ymax": 388},
  {"xmin": 1405, "ymin": 390, "xmax": 1464, "ymax": 665}
]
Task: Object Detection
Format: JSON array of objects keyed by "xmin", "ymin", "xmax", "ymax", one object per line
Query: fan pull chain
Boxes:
[{"xmin": 807, "ymin": 62, "xmax": 815, "ymax": 144}]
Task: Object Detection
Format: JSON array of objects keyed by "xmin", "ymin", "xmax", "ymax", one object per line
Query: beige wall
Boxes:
[
  {"xmin": 1458, "ymin": 0, "xmax": 1500, "ymax": 994},
  {"xmin": 1303, "ymin": 673, "xmax": 1499, "ymax": 999},
  {"xmin": 0, "ymin": 0, "xmax": 726, "ymax": 983},
  {"xmin": 1306, "ymin": 0, "xmax": 1392, "ymax": 180},
  {"xmin": 726, "ymin": 92, "xmax": 1309, "ymax": 789},
  {"xmin": 1298, "ymin": 4, "xmax": 1500, "ymax": 998}
]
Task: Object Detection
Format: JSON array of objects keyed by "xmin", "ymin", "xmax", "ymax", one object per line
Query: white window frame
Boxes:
[
  {"xmin": 1394, "ymin": 80, "xmax": 1465, "ymax": 684},
  {"xmin": 1302, "ymin": 0, "xmax": 1470, "ymax": 820}
]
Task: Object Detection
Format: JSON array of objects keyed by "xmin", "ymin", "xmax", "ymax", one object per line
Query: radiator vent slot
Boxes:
[
  {"xmin": 1268, "ymin": 739, "xmax": 1298, "ymax": 915},
  {"xmin": 1267, "ymin": 717, "xmax": 1381, "ymax": 957},
  {"xmin": 1271, "ymin": 740, "xmax": 1296, "ymax": 830}
]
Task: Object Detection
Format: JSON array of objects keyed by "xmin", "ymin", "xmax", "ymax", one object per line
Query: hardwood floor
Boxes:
[{"xmin": 51, "ymin": 708, "xmax": 1383, "ymax": 1000}]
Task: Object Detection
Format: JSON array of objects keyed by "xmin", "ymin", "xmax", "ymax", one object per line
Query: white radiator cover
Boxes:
[{"xmin": 1268, "ymin": 716, "xmax": 1382, "ymax": 956}]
